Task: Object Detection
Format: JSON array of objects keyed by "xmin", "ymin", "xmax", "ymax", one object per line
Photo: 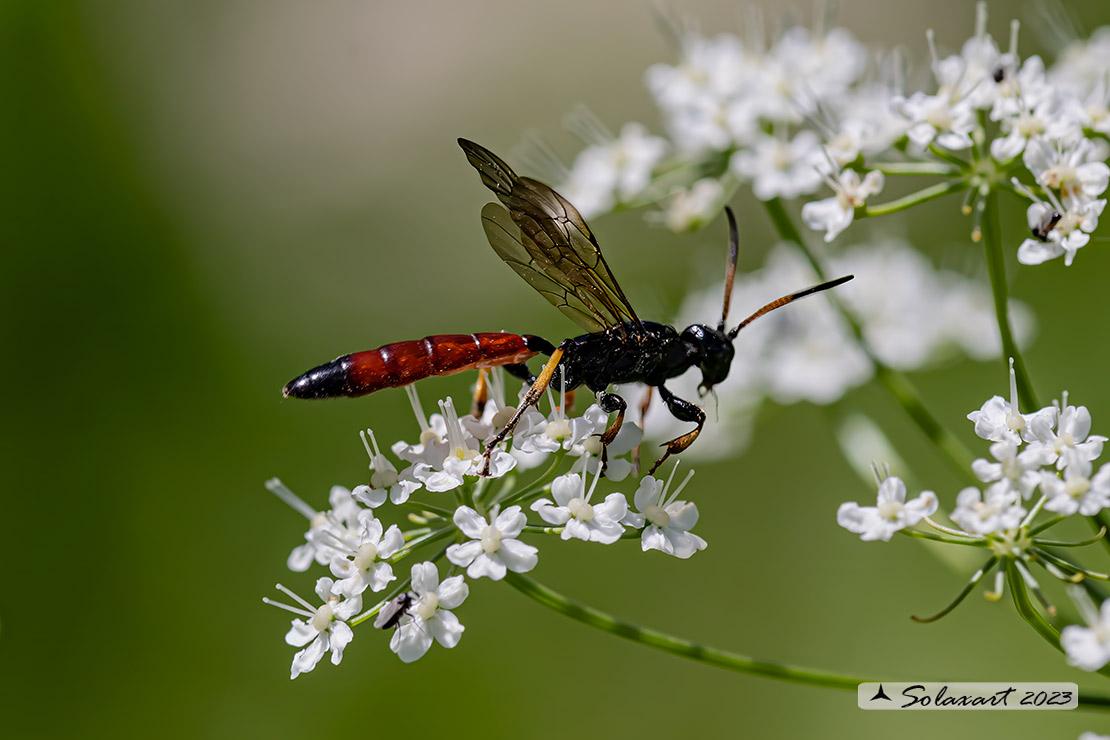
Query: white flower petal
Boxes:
[
  {"xmin": 436, "ymin": 574, "xmax": 469, "ymax": 610},
  {"xmin": 498, "ymin": 538, "xmax": 539, "ymax": 573},
  {"xmin": 390, "ymin": 620, "xmax": 433, "ymax": 663},
  {"xmin": 290, "ymin": 634, "xmax": 327, "ymax": 678},
  {"xmin": 452, "ymin": 506, "xmax": 488, "ymax": 539},
  {"xmin": 446, "ymin": 540, "xmax": 483, "ymax": 568},
  {"xmin": 410, "ymin": 561, "xmax": 440, "ymax": 595},
  {"xmin": 429, "ymin": 609, "xmax": 465, "ymax": 649}
]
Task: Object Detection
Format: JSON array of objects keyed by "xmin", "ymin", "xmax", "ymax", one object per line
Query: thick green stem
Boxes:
[
  {"xmin": 507, "ymin": 572, "xmax": 1110, "ymax": 710},
  {"xmin": 1005, "ymin": 560, "xmax": 1061, "ymax": 648},
  {"xmin": 505, "ymin": 573, "xmax": 866, "ymax": 689},
  {"xmin": 763, "ymin": 198, "xmax": 976, "ymax": 479},
  {"xmin": 981, "ymin": 190, "xmax": 1038, "ymax": 410},
  {"xmin": 875, "ymin": 366, "xmax": 976, "ymax": 474}
]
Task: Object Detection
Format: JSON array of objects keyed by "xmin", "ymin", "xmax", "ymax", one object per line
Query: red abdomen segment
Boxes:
[{"xmin": 283, "ymin": 333, "xmax": 539, "ymax": 400}]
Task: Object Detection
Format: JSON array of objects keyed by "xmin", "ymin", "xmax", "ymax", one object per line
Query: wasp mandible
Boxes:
[{"xmin": 283, "ymin": 139, "xmax": 853, "ymax": 475}]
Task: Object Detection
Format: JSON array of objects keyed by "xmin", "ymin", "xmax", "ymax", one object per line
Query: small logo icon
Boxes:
[{"xmin": 870, "ymin": 684, "xmax": 892, "ymax": 702}]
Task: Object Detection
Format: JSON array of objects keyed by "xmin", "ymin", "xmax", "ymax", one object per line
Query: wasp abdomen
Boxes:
[{"xmin": 283, "ymin": 333, "xmax": 538, "ymax": 400}]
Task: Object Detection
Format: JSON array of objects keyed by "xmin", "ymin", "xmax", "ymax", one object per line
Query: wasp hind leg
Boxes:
[
  {"xmin": 593, "ymin": 390, "xmax": 627, "ymax": 477},
  {"xmin": 649, "ymin": 385, "xmax": 705, "ymax": 476},
  {"xmin": 479, "ymin": 342, "xmax": 568, "ymax": 476},
  {"xmin": 471, "ymin": 368, "xmax": 491, "ymax": 417}
]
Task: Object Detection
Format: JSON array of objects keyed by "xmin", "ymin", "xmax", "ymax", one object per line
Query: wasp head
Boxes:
[{"xmin": 681, "ymin": 324, "xmax": 735, "ymax": 395}]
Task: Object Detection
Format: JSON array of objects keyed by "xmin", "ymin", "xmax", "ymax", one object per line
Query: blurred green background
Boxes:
[{"xmin": 4, "ymin": 1, "xmax": 1110, "ymax": 737}]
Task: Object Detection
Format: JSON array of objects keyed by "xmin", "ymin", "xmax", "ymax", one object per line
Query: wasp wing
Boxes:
[
  {"xmin": 460, "ymin": 138, "xmax": 640, "ymax": 332},
  {"xmin": 481, "ymin": 204, "xmax": 607, "ymax": 333}
]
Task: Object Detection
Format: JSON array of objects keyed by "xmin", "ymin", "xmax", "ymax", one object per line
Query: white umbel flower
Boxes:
[
  {"xmin": 834, "ymin": 477, "xmax": 941, "ymax": 541},
  {"xmin": 1041, "ymin": 459, "xmax": 1110, "ymax": 517},
  {"xmin": 802, "ymin": 168, "xmax": 884, "ymax": 242},
  {"xmin": 950, "ymin": 484, "xmax": 1026, "ymax": 535},
  {"xmin": 971, "ymin": 440, "xmax": 1052, "ymax": 500},
  {"xmin": 389, "ymin": 562, "xmax": 469, "ymax": 663},
  {"xmin": 623, "ymin": 465, "xmax": 707, "ymax": 558},
  {"xmin": 837, "ymin": 476, "xmax": 938, "ymax": 542},
  {"xmin": 532, "ymin": 464, "xmax": 629, "ymax": 545},
  {"xmin": 328, "ymin": 511, "xmax": 405, "ymax": 597},
  {"xmin": 1027, "ymin": 393, "xmax": 1108, "ymax": 471},
  {"xmin": 447, "ymin": 505, "xmax": 539, "ymax": 580},
  {"xmin": 265, "ymin": 579, "xmax": 362, "ymax": 680},
  {"xmin": 966, "ymin": 358, "xmax": 1055, "ymax": 445}
]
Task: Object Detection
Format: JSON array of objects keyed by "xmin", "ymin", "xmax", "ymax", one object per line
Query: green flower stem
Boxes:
[
  {"xmin": 1026, "ymin": 516, "xmax": 1068, "ymax": 538},
  {"xmin": 871, "ymin": 162, "xmax": 960, "ymax": 176},
  {"xmin": 352, "ymin": 577, "xmax": 413, "ymax": 627},
  {"xmin": 507, "ymin": 572, "xmax": 1110, "ymax": 710},
  {"xmin": 763, "ymin": 198, "xmax": 977, "ymax": 479},
  {"xmin": 1034, "ymin": 528, "xmax": 1107, "ymax": 548},
  {"xmin": 860, "ymin": 180, "xmax": 967, "ymax": 218},
  {"xmin": 386, "ymin": 527, "xmax": 454, "ymax": 564},
  {"xmin": 981, "ymin": 189, "xmax": 1038, "ymax": 411},
  {"xmin": 1090, "ymin": 512, "xmax": 1110, "ymax": 557},
  {"xmin": 911, "ymin": 556, "xmax": 998, "ymax": 623},
  {"xmin": 505, "ymin": 572, "xmax": 866, "ymax": 689},
  {"xmin": 522, "ymin": 524, "xmax": 565, "ymax": 536},
  {"xmin": 928, "ymin": 143, "xmax": 971, "ymax": 170},
  {"xmin": 1033, "ymin": 547, "xmax": 1110, "ymax": 580},
  {"xmin": 898, "ymin": 529, "xmax": 990, "ymax": 546},
  {"xmin": 400, "ymin": 501, "xmax": 454, "ymax": 520}
]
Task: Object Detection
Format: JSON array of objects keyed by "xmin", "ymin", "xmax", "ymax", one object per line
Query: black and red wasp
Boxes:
[{"xmin": 283, "ymin": 139, "xmax": 853, "ymax": 474}]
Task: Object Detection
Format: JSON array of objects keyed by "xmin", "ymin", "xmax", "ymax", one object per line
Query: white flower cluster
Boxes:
[
  {"xmin": 636, "ymin": 239, "xmax": 1033, "ymax": 459},
  {"xmin": 839, "ymin": 360, "xmax": 1109, "ymax": 543},
  {"xmin": 838, "ymin": 361, "xmax": 1110, "ymax": 674},
  {"xmin": 556, "ymin": 5, "xmax": 1108, "ymax": 256},
  {"xmin": 265, "ymin": 379, "xmax": 708, "ymax": 678}
]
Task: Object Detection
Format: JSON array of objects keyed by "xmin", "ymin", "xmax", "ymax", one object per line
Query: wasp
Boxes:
[{"xmin": 284, "ymin": 139, "xmax": 853, "ymax": 474}]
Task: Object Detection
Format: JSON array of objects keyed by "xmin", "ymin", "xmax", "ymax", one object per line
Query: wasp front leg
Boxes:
[
  {"xmin": 649, "ymin": 385, "xmax": 705, "ymax": 476},
  {"xmin": 478, "ymin": 341, "xmax": 568, "ymax": 476},
  {"xmin": 593, "ymin": 390, "xmax": 627, "ymax": 477}
]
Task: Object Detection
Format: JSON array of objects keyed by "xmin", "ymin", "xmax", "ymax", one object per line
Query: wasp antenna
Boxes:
[
  {"xmin": 717, "ymin": 206, "xmax": 740, "ymax": 333},
  {"xmin": 727, "ymin": 274, "xmax": 854, "ymax": 340}
]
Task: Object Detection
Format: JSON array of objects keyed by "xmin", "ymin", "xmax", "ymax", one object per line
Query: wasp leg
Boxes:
[
  {"xmin": 649, "ymin": 385, "xmax": 705, "ymax": 475},
  {"xmin": 471, "ymin": 368, "xmax": 490, "ymax": 417},
  {"xmin": 631, "ymin": 385, "xmax": 653, "ymax": 472},
  {"xmin": 479, "ymin": 342, "xmax": 567, "ymax": 476},
  {"xmin": 564, "ymin": 389, "xmax": 577, "ymax": 415},
  {"xmin": 594, "ymin": 391, "xmax": 627, "ymax": 477}
]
